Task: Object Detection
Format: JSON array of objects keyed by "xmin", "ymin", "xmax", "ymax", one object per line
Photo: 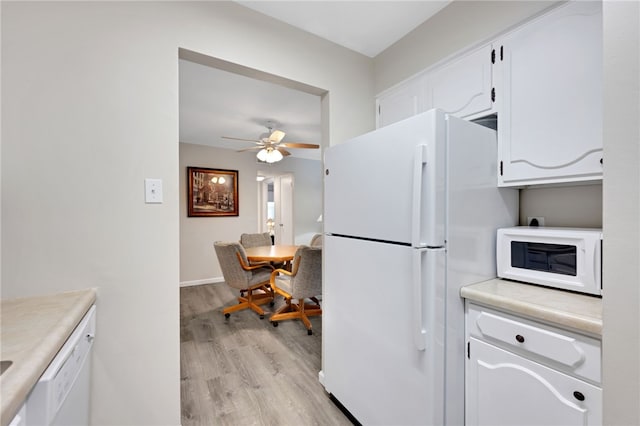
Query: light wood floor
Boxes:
[{"xmin": 180, "ymin": 283, "xmax": 352, "ymax": 426}]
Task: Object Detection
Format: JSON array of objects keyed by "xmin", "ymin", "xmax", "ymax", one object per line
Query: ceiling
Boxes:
[
  {"xmin": 179, "ymin": 1, "xmax": 451, "ymax": 162},
  {"xmin": 236, "ymin": 1, "xmax": 451, "ymax": 58},
  {"xmin": 179, "ymin": 59, "xmax": 323, "ymax": 161}
]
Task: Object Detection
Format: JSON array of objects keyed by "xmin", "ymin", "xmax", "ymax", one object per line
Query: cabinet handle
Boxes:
[
  {"xmin": 573, "ymin": 391, "xmax": 585, "ymax": 401},
  {"xmin": 515, "ymin": 334, "xmax": 525, "ymax": 343}
]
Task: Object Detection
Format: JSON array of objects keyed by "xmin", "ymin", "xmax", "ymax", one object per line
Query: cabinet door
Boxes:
[
  {"xmin": 428, "ymin": 44, "xmax": 494, "ymax": 119},
  {"xmin": 376, "ymin": 74, "xmax": 428, "ymax": 128},
  {"xmin": 466, "ymin": 338, "xmax": 602, "ymax": 426},
  {"xmin": 498, "ymin": 1, "xmax": 603, "ymax": 186}
]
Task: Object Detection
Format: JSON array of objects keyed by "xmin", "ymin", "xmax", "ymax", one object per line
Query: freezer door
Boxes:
[
  {"xmin": 324, "ymin": 109, "xmax": 445, "ymax": 247},
  {"xmin": 323, "ymin": 235, "xmax": 445, "ymax": 425}
]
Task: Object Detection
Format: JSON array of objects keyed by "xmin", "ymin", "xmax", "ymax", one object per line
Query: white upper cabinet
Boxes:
[
  {"xmin": 376, "ymin": 1, "xmax": 602, "ymax": 188},
  {"xmin": 428, "ymin": 44, "xmax": 495, "ymax": 119},
  {"xmin": 376, "ymin": 44, "xmax": 494, "ymax": 128},
  {"xmin": 376, "ymin": 74, "xmax": 428, "ymax": 128},
  {"xmin": 497, "ymin": 1, "xmax": 603, "ymax": 187}
]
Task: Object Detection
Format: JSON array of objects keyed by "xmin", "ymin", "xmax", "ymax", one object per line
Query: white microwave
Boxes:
[{"xmin": 497, "ymin": 227, "xmax": 602, "ymax": 296}]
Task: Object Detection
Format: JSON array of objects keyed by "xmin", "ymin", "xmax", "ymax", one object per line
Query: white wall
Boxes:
[
  {"xmin": 1, "ymin": 2, "xmax": 373, "ymax": 424},
  {"xmin": 602, "ymin": 1, "xmax": 640, "ymax": 424},
  {"xmin": 179, "ymin": 142, "xmax": 322, "ymax": 284}
]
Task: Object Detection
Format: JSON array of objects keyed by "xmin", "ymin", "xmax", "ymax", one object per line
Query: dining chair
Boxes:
[
  {"xmin": 214, "ymin": 241, "xmax": 274, "ymax": 319},
  {"xmin": 240, "ymin": 232, "xmax": 285, "ymax": 271},
  {"xmin": 310, "ymin": 233, "xmax": 323, "ymax": 247},
  {"xmin": 269, "ymin": 245, "xmax": 322, "ymax": 335},
  {"xmin": 240, "ymin": 232, "xmax": 272, "ymax": 248}
]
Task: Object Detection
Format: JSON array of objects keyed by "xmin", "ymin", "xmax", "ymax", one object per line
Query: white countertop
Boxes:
[
  {"xmin": 461, "ymin": 279, "xmax": 602, "ymax": 337},
  {"xmin": 0, "ymin": 289, "xmax": 97, "ymax": 426}
]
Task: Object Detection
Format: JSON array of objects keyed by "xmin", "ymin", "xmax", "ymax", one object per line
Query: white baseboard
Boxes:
[{"xmin": 180, "ymin": 277, "xmax": 224, "ymax": 287}]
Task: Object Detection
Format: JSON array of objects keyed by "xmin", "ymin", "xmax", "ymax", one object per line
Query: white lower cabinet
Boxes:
[{"xmin": 465, "ymin": 303, "xmax": 602, "ymax": 425}]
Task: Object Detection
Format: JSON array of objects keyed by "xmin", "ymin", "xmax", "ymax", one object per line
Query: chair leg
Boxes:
[
  {"xmin": 223, "ymin": 286, "xmax": 273, "ymax": 318},
  {"xmin": 297, "ymin": 300, "xmax": 322, "ymax": 333},
  {"xmin": 269, "ymin": 297, "xmax": 322, "ymax": 333}
]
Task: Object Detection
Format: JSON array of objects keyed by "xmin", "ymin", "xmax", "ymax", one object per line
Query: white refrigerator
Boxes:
[{"xmin": 322, "ymin": 109, "xmax": 518, "ymax": 425}]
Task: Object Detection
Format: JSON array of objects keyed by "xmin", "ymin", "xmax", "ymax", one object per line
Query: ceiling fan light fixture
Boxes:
[
  {"xmin": 257, "ymin": 147, "xmax": 283, "ymax": 163},
  {"xmin": 224, "ymin": 124, "xmax": 318, "ymax": 162}
]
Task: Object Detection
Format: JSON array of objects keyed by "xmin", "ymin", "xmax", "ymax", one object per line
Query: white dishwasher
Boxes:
[{"xmin": 25, "ymin": 305, "xmax": 96, "ymax": 425}]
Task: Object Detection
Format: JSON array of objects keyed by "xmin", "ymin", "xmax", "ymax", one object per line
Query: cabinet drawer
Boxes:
[{"xmin": 467, "ymin": 304, "xmax": 601, "ymax": 383}]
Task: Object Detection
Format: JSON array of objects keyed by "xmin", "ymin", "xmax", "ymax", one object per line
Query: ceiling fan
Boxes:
[{"xmin": 222, "ymin": 124, "xmax": 319, "ymax": 163}]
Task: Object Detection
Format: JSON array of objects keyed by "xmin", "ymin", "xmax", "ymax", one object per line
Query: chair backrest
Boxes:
[
  {"xmin": 240, "ymin": 232, "xmax": 272, "ymax": 248},
  {"xmin": 289, "ymin": 246, "xmax": 322, "ymax": 299},
  {"xmin": 214, "ymin": 241, "xmax": 252, "ymax": 290},
  {"xmin": 310, "ymin": 233, "xmax": 323, "ymax": 247}
]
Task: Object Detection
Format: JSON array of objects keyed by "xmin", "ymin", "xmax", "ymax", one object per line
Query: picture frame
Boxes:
[{"xmin": 187, "ymin": 167, "xmax": 239, "ymax": 217}]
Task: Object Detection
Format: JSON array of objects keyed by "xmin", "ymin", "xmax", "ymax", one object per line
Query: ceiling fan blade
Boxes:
[
  {"xmin": 222, "ymin": 136, "xmax": 262, "ymax": 143},
  {"xmin": 269, "ymin": 130, "xmax": 286, "ymax": 143},
  {"xmin": 279, "ymin": 142, "xmax": 320, "ymax": 149},
  {"xmin": 237, "ymin": 146, "xmax": 264, "ymax": 152},
  {"xmin": 276, "ymin": 147, "xmax": 292, "ymax": 157}
]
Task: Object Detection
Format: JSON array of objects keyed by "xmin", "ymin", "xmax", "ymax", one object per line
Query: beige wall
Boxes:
[
  {"xmin": 602, "ymin": 1, "xmax": 640, "ymax": 424},
  {"xmin": 179, "ymin": 142, "xmax": 322, "ymax": 284},
  {"xmin": 519, "ymin": 184, "xmax": 602, "ymax": 227},
  {"xmin": 1, "ymin": 2, "xmax": 373, "ymax": 424}
]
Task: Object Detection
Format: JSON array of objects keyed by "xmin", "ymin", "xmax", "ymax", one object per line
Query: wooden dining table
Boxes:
[{"xmin": 244, "ymin": 245, "xmax": 299, "ymax": 265}]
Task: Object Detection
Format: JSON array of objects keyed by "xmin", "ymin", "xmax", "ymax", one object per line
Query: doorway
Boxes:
[
  {"xmin": 178, "ymin": 48, "xmax": 326, "ymax": 285},
  {"xmin": 259, "ymin": 173, "xmax": 294, "ymax": 245},
  {"xmin": 178, "ymin": 48, "xmax": 329, "ymax": 426}
]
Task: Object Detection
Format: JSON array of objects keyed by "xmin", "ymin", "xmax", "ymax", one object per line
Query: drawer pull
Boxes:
[
  {"xmin": 515, "ymin": 334, "xmax": 525, "ymax": 343},
  {"xmin": 573, "ymin": 391, "xmax": 585, "ymax": 401}
]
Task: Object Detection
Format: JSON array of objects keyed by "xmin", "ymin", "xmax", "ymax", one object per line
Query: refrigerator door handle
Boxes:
[
  {"xmin": 412, "ymin": 248, "xmax": 428, "ymax": 351},
  {"xmin": 411, "ymin": 145, "xmax": 428, "ymax": 248}
]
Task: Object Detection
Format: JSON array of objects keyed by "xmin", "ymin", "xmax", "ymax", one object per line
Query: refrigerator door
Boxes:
[
  {"xmin": 324, "ymin": 109, "xmax": 446, "ymax": 247},
  {"xmin": 323, "ymin": 235, "xmax": 445, "ymax": 425}
]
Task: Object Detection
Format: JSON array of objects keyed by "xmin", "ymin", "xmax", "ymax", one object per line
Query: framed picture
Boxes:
[{"xmin": 187, "ymin": 167, "xmax": 239, "ymax": 217}]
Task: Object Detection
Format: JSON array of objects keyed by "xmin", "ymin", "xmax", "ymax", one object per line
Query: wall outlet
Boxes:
[{"xmin": 527, "ymin": 216, "xmax": 545, "ymax": 227}]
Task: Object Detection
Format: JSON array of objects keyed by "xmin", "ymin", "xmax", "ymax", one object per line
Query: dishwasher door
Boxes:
[{"xmin": 25, "ymin": 305, "xmax": 96, "ymax": 425}]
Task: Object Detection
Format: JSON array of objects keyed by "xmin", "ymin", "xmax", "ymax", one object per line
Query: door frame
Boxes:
[{"xmin": 258, "ymin": 173, "xmax": 294, "ymax": 244}]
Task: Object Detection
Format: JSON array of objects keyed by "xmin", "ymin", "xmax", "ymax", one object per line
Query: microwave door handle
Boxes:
[{"xmin": 411, "ymin": 145, "xmax": 428, "ymax": 247}]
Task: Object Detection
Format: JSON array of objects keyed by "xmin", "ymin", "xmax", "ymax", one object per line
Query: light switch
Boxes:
[{"xmin": 145, "ymin": 178, "xmax": 163, "ymax": 203}]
